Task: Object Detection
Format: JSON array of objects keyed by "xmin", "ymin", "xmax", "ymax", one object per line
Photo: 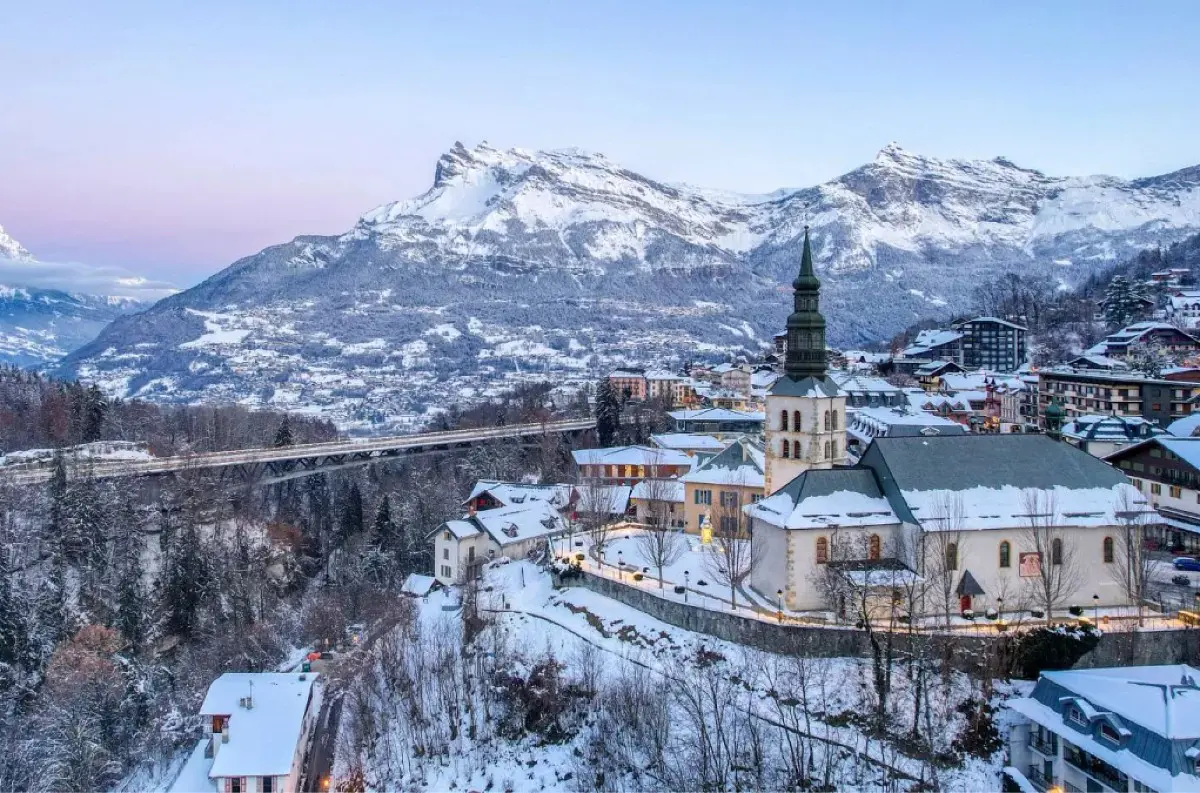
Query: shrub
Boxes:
[
  {"xmin": 1012, "ymin": 623, "xmax": 1101, "ymax": 679},
  {"xmin": 951, "ymin": 697, "xmax": 1004, "ymax": 759}
]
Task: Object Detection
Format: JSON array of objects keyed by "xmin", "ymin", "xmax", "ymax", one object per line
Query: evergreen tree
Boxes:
[
  {"xmin": 0, "ymin": 554, "xmax": 26, "ymax": 670},
  {"xmin": 163, "ymin": 523, "xmax": 208, "ymax": 638},
  {"xmin": 81, "ymin": 385, "xmax": 107, "ymax": 443},
  {"xmin": 273, "ymin": 413, "xmax": 294, "ymax": 447},
  {"xmin": 371, "ymin": 494, "xmax": 395, "ymax": 550},
  {"xmin": 595, "ymin": 379, "xmax": 622, "ymax": 447},
  {"xmin": 115, "ymin": 541, "xmax": 146, "ymax": 651},
  {"xmin": 1103, "ymin": 275, "xmax": 1138, "ymax": 328},
  {"xmin": 339, "ymin": 483, "xmax": 365, "ymax": 540}
]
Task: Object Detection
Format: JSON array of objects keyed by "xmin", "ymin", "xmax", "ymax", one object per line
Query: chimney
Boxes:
[{"xmin": 221, "ymin": 722, "xmax": 229, "ymax": 744}]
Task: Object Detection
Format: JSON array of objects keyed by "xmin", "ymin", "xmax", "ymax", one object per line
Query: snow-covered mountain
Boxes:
[
  {"xmin": 59, "ymin": 142, "xmax": 1200, "ymax": 429},
  {"xmin": 0, "ymin": 226, "xmax": 151, "ymax": 366}
]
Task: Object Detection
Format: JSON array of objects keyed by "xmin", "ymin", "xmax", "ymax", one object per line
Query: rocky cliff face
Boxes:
[{"xmin": 58, "ymin": 142, "xmax": 1200, "ymax": 430}]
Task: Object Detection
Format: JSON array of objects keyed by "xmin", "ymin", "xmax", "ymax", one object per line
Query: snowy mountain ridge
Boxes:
[
  {"xmin": 0, "ymin": 224, "xmax": 34, "ymax": 262},
  {"xmin": 58, "ymin": 141, "xmax": 1200, "ymax": 430}
]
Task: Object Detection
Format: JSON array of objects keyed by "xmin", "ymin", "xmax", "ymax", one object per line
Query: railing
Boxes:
[
  {"xmin": 1029, "ymin": 732, "xmax": 1059, "ymax": 757},
  {"xmin": 1064, "ymin": 745, "xmax": 1127, "ymax": 792},
  {"xmin": 1026, "ymin": 765, "xmax": 1055, "ymax": 793}
]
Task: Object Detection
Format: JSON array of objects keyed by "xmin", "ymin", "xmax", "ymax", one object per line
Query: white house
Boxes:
[
  {"xmin": 1006, "ymin": 665, "xmax": 1200, "ymax": 793},
  {"xmin": 431, "ymin": 500, "xmax": 571, "ymax": 585},
  {"xmin": 1169, "ymin": 292, "xmax": 1200, "ymax": 329},
  {"xmin": 172, "ymin": 672, "xmax": 320, "ymax": 793},
  {"xmin": 745, "ymin": 434, "xmax": 1154, "ymax": 618}
]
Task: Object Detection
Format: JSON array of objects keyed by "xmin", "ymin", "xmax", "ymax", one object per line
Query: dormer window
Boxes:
[
  {"xmin": 1068, "ymin": 707, "xmax": 1086, "ymax": 726},
  {"xmin": 1099, "ymin": 722, "xmax": 1120, "ymax": 743}
]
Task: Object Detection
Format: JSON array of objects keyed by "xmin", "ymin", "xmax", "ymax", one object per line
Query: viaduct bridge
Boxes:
[{"xmin": 2, "ymin": 417, "xmax": 598, "ymax": 487}]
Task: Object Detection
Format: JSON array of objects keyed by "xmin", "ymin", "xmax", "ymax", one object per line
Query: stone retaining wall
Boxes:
[{"xmin": 566, "ymin": 571, "xmax": 1200, "ymax": 673}]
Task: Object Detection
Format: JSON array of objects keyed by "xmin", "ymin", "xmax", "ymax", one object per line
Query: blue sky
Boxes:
[{"xmin": 1, "ymin": 0, "xmax": 1197, "ymax": 282}]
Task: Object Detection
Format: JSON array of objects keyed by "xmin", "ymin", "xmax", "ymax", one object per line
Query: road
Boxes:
[
  {"xmin": 302, "ymin": 686, "xmax": 344, "ymax": 792},
  {"xmin": 0, "ymin": 416, "xmax": 595, "ymax": 485}
]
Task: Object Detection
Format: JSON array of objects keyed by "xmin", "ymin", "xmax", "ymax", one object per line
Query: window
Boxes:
[
  {"xmin": 831, "ymin": 440, "xmax": 838, "ymax": 459},
  {"xmin": 781, "ymin": 439, "xmax": 790, "ymax": 458},
  {"xmin": 440, "ymin": 564, "xmax": 451, "ymax": 578},
  {"xmin": 1052, "ymin": 538, "xmax": 1063, "ymax": 566},
  {"xmin": 792, "ymin": 440, "xmax": 801, "ymax": 459},
  {"xmin": 824, "ymin": 410, "xmax": 831, "ymax": 431},
  {"xmin": 262, "ymin": 778, "xmax": 274, "ymax": 793},
  {"xmin": 467, "ymin": 546, "xmax": 475, "ymax": 562},
  {"xmin": 1103, "ymin": 536, "xmax": 1114, "ymax": 564},
  {"xmin": 824, "ymin": 440, "xmax": 831, "ymax": 459},
  {"xmin": 1171, "ymin": 486, "xmax": 1183, "ymax": 499},
  {"xmin": 720, "ymin": 491, "xmax": 739, "ymax": 508},
  {"xmin": 229, "ymin": 778, "xmax": 244, "ymax": 793},
  {"xmin": 211, "ymin": 715, "xmax": 226, "ymax": 734},
  {"xmin": 694, "ymin": 489, "xmax": 712, "ymax": 505},
  {"xmin": 793, "ymin": 410, "xmax": 802, "ymax": 431},
  {"xmin": 780, "ymin": 410, "xmax": 789, "ymax": 431},
  {"xmin": 816, "ymin": 537, "xmax": 828, "ymax": 564},
  {"xmin": 1151, "ymin": 483, "xmax": 1162, "ymax": 495},
  {"xmin": 868, "ymin": 534, "xmax": 881, "ymax": 560},
  {"xmin": 1099, "ymin": 722, "xmax": 1121, "ymax": 744},
  {"xmin": 443, "ymin": 548, "xmax": 449, "ymax": 560},
  {"xmin": 1068, "ymin": 707, "xmax": 1086, "ymax": 726},
  {"xmin": 832, "ymin": 411, "xmax": 839, "ymax": 430},
  {"xmin": 443, "ymin": 531, "xmax": 452, "ymax": 541},
  {"xmin": 945, "ymin": 543, "xmax": 958, "ymax": 571},
  {"xmin": 999, "ymin": 541, "xmax": 1011, "ymax": 568},
  {"xmin": 751, "ymin": 493, "xmax": 763, "ymax": 503}
]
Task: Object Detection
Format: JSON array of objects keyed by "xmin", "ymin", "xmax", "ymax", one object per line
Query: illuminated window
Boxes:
[{"xmin": 868, "ymin": 534, "xmax": 881, "ymax": 560}]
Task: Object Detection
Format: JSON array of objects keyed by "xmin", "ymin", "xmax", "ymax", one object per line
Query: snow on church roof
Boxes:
[{"xmin": 200, "ymin": 672, "xmax": 319, "ymax": 778}]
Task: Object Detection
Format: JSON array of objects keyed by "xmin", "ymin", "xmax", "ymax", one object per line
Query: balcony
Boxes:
[
  {"xmin": 1027, "ymin": 765, "xmax": 1056, "ymax": 792},
  {"xmin": 1029, "ymin": 732, "xmax": 1059, "ymax": 757},
  {"xmin": 1064, "ymin": 745, "xmax": 1127, "ymax": 792}
]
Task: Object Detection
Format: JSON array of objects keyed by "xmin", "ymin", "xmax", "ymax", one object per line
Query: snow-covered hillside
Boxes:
[
  {"xmin": 0, "ymin": 224, "xmax": 34, "ymax": 262},
  {"xmin": 58, "ymin": 142, "xmax": 1200, "ymax": 427}
]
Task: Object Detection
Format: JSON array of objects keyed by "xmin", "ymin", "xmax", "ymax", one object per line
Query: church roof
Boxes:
[{"xmin": 769, "ymin": 375, "xmax": 840, "ymax": 398}]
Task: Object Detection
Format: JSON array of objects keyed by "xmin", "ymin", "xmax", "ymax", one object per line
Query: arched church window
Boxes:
[
  {"xmin": 781, "ymin": 440, "xmax": 790, "ymax": 458},
  {"xmin": 792, "ymin": 440, "xmax": 800, "ymax": 459},
  {"xmin": 793, "ymin": 411, "xmax": 802, "ymax": 431},
  {"xmin": 824, "ymin": 410, "xmax": 831, "ymax": 431},
  {"xmin": 780, "ymin": 410, "xmax": 789, "ymax": 432}
]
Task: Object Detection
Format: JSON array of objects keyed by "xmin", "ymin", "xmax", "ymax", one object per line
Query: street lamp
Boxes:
[
  {"xmin": 996, "ymin": 596, "xmax": 1004, "ymax": 620},
  {"xmin": 684, "ymin": 570, "xmax": 690, "ymax": 603},
  {"xmin": 1092, "ymin": 593, "xmax": 1100, "ymax": 622},
  {"xmin": 617, "ymin": 550, "xmax": 624, "ymax": 581},
  {"xmin": 776, "ymin": 589, "xmax": 784, "ymax": 622}
]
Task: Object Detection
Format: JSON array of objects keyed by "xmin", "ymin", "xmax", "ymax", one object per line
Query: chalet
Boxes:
[
  {"xmin": 1087, "ymin": 322, "xmax": 1200, "ymax": 360},
  {"xmin": 463, "ymin": 480, "xmax": 576, "ymax": 513},
  {"xmin": 171, "ymin": 673, "xmax": 320, "ymax": 793},
  {"xmin": 746, "ymin": 434, "xmax": 1152, "ymax": 617},
  {"xmin": 571, "ymin": 445, "xmax": 693, "ymax": 485},
  {"xmin": 1106, "ymin": 437, "xmax": 1200, "ymax": 553},
  {"xmin": 431, "ymin": 500, "xmax": 572, "ymax": 585},
  {"xmin": 915, "ymin": 360, "xmax": 966, "ymax": 391},
  {"xmin": 902, "ymin": 329, "xmax": 963, "ymax": 364},
  {"xmin": 1066, "ymin": 354, "xmax": 1129, "ymax": 371},
  {"xmin": 1006, "ymin": 665, "xmax": 1200, "ymax": 793},
  {"xmin": 679, "ymin": 436, "xmax": 765, "ymax": 534},
  {"xmin": 1168, "ymin": 292, "xmax": 1200, "ymax": 329},
  {"xmin": 1060, "ymin": 414, "xmax": 1166, "ymax": 457}
]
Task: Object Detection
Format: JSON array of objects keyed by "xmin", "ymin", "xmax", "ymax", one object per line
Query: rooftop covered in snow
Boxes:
[{"xmin": 199, "ymin": 672, "xmax": 319, "ymax": 778}]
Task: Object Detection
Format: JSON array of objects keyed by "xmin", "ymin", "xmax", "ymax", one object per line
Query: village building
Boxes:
[
  {"xmin": 172, "ymin": 672, "xmax": 320, "ymax": 793},
  {"xmin": 644, "ymin": 370, "xmax": 684, "ymax": 403},
  {"xmin": 431, "ymin": 499, "xmax": 573, "ymax": 585},
  {"xmin": 1061, "ymin": 414, "xmax": 1167, "ymax": 457},
  {"xmin": 607, "ymin": 368, "xmax": 647, "ymax": 401},
  {"xmin": 668, "ymin": 407, "xmax": 765, "ymax": 435},
  {"xmin": 715, "ymin": 363, "xmax": 752, "ymax": 395},
  {"xmin": 629, "ymin": 478, "xmax": 686, "ymax": 529},
  {"xmin": 571, "ymin": 445, "xmax": 693, "ymax": 485},
  {"xmin": 1039, "ymin": 368, "xmax": 1200, "ymax": 428},
  {"xmin": 679, "ymin": 436, "xmax": 765, "ymax": 534},
  {"xmin": 649, "ymin": 432, "xmax": 727, "ymax": 459},
  {"xmin": 1005, "ymin": 665, "xmax": 1200, "ymax": 793},
  {"xmin": 1087, "ymin": 322, "xmax": 1200, "ymax": 361},
  {"xmin": 844, "ymin": 406, "xmax": 966, "ymax": 462},
  {"xmin": 746, "ymin": 433, "xmax": 1152, "ymax": 617},
  {"xmin": 1168, "ymin": 291, "xmax": 1200, "ymax": 329},
  {"xmin": 463, "ymin": 480, "xmax": 576, "ymax": 514},
  {"xmin": 954, "ymin": 317, "xmax": 1029, "ymax": 372},
  {"xmin": 902, "ymin": 328, "xmax": 963, "ymax": 364},
  {"xmin": 762, "ymin": 228, "xmax": 847, "ymax": 494},
  {"xmin": 1067, "ymin": 353, "xmax": 1130, "ymax": 371},
  {"xmin": 915, "ymin": 360, "xmax": 966, "ymax": 391},
  {"xmin": 830, "ymin": 371, "xmax": 907, "ymax": 408},
  {"xmin": 1106, "ymin": 436, "xmax": 1200, "ymax": 554}
]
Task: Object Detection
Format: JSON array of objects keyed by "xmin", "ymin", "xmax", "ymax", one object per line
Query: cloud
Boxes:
[{"xmin": 0, "ymin": 256, "xmax": 178, "ymax": 302}]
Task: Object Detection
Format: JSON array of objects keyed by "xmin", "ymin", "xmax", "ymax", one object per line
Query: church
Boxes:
[{"xmin": 748, "ymin": 230, "xmax": 1156, "ymax": 620}]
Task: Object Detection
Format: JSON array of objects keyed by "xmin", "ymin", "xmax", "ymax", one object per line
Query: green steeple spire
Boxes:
[{"xmin": 784, "ymin": 227, "xmax": 827, "ymax": 380}]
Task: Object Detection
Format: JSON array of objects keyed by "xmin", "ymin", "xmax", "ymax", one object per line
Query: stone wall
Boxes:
[{"xmin": 567, "ymin": 571, "xmax": 1200, "ymax": 673}]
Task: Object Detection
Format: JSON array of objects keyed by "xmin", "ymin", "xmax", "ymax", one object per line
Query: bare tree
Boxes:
[
  {"xmin": 1110, "ymin": 485, "xmax": 1156, "ymax": 626},
  {"xmin": 577, "ymin": 477, "xmax": 620, "ymax": 556},
  {"xmin": 703, "ymin": 472, "xmax": 763, "ymax": 609},
  {"xmin": 920, "ymin": 492, "xmax": 966, "ymax": 627},
  {"xmin": 633, "ymin": 477, "xmax": 686, "ymax": 588},
  {"xmin": 1021, "ymin": 488, "xmax": 1083, "ymax": 623}
]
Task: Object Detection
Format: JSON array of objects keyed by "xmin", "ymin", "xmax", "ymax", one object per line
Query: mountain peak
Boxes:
[{"xmin": 0, "ymin": 224, "xmax": 34, "ymax": 262}]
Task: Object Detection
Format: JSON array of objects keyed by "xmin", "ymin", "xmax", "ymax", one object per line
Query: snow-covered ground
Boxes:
[
  {"xmin": 335, "ymin": 560, "xmax": 1016, "ymax": 792},
  {"xmin": 0, "ymin": 440, "xmax": 152, "ymax": 467}
]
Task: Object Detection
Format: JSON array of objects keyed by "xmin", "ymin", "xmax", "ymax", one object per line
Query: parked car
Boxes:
[{"xmin": 1174, "ymin": 557, "xmax": 1200, "ymax": 572}]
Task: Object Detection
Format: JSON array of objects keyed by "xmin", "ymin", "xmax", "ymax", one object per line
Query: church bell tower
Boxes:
[{"xmin": 764, "ymin": 228, "xmax": 847, "ymax": 494}]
